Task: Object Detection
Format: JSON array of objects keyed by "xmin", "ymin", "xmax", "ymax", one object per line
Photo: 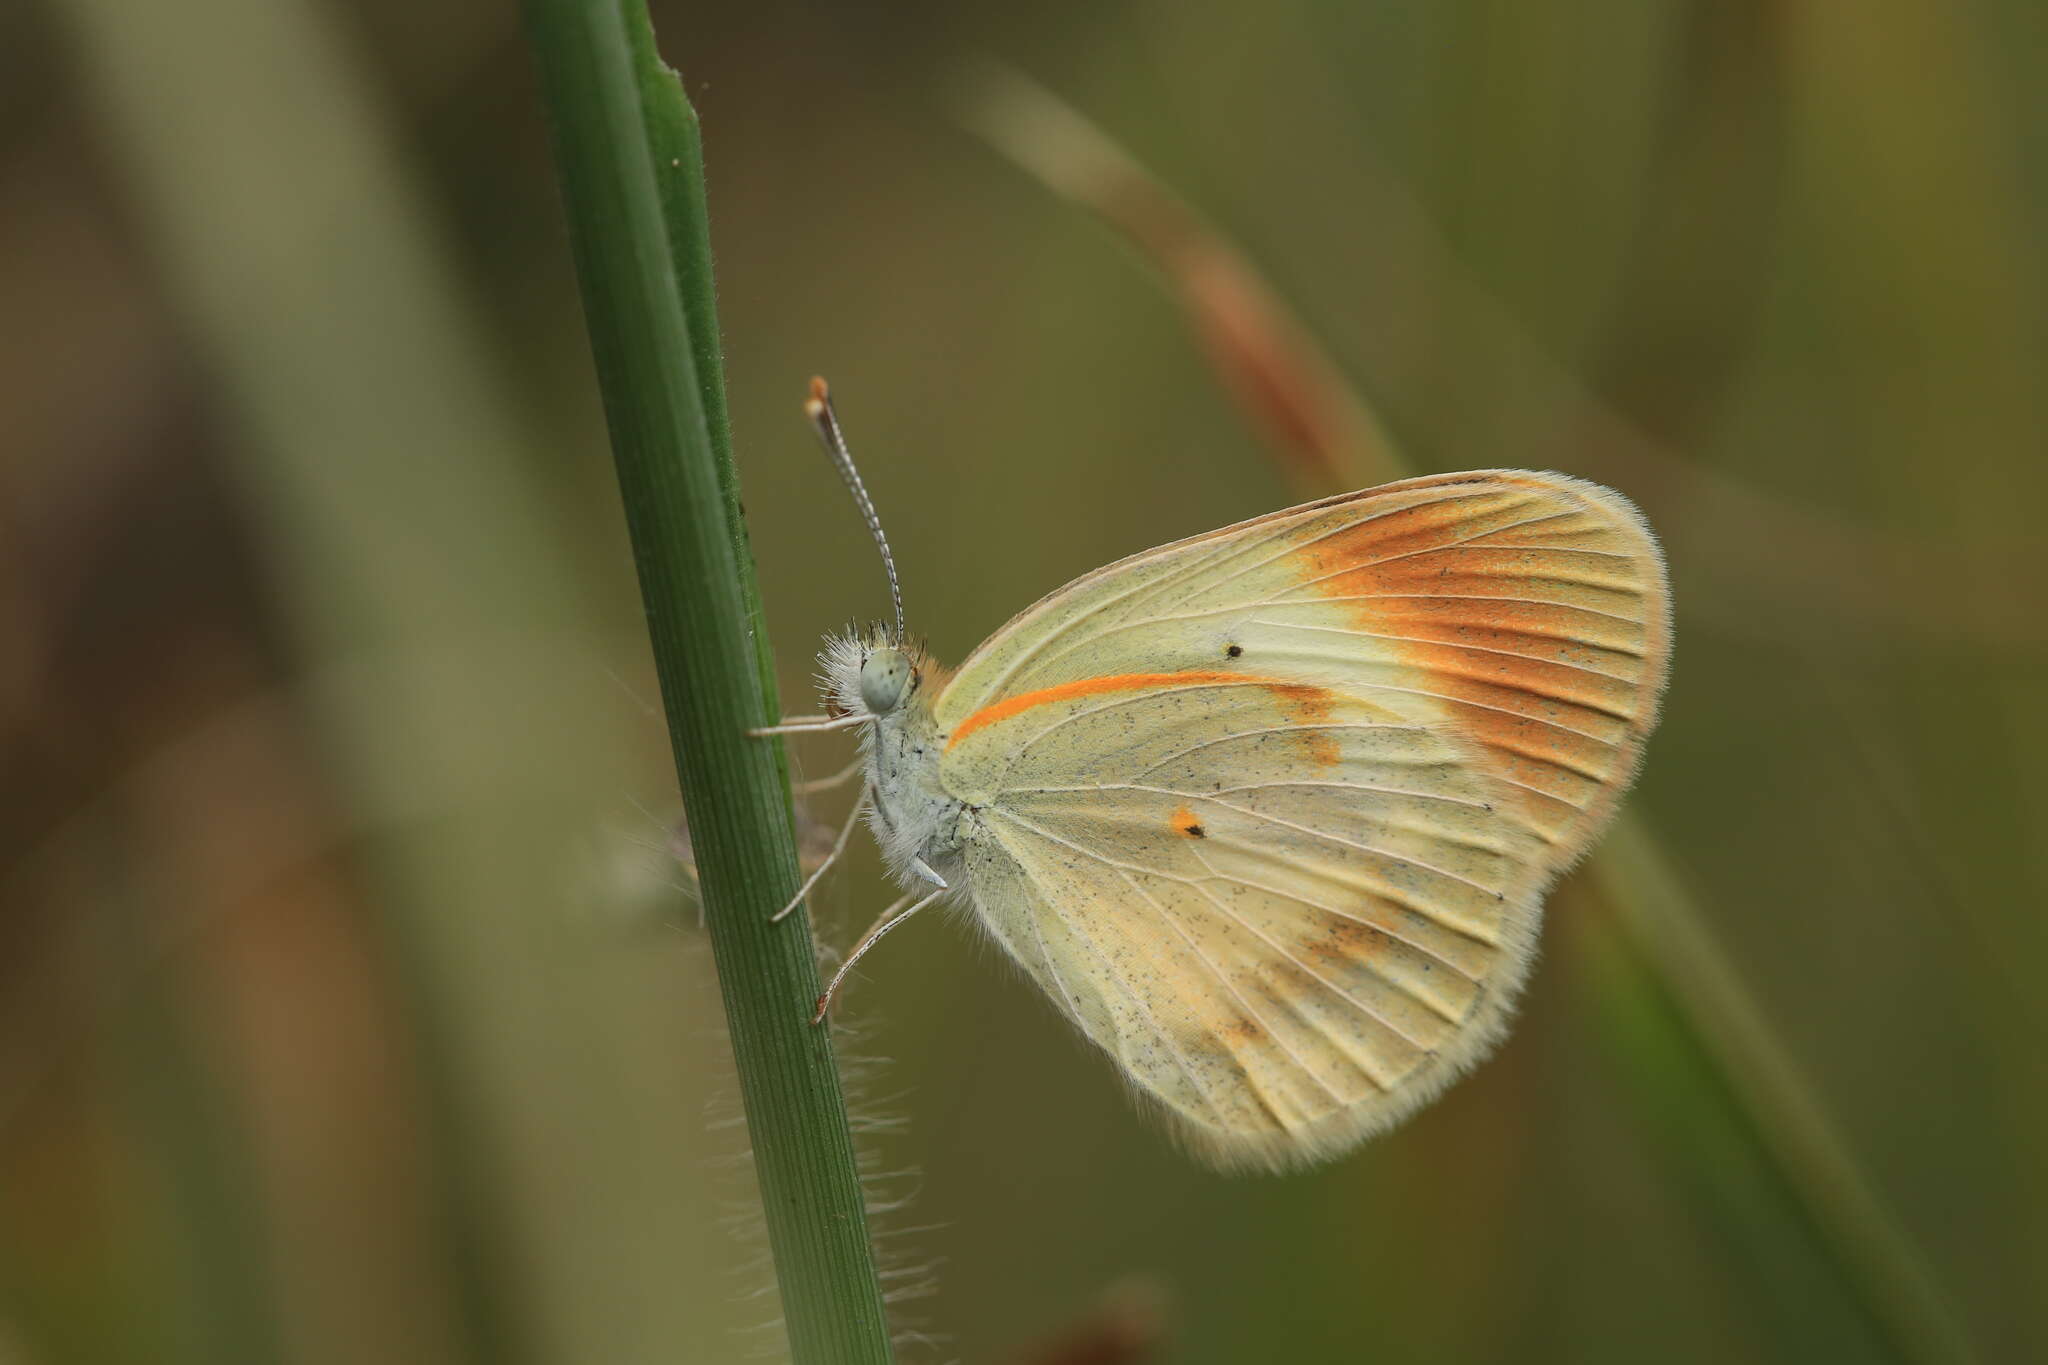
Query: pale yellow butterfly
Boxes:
[{"xmin": 759, "ymin": 378, "xmax": 1671, "ymax": 1172}]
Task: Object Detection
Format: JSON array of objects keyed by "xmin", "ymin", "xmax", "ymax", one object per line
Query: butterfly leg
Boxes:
[
  {"xmin": 812, "ymin": 885, "xmax": 947, "ymax": 1025},
  {"xmin": 749, "ymin": 713, "xmax": 869, "ymax": 737},
  {"xmin": 793, "ymin": 756, "xmax": 864, "ymax": 795},
  {"xmin": 770, "ymin": 788, "xmax": 869, "ymax": 923}
]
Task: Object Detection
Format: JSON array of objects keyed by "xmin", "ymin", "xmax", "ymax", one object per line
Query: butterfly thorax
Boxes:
[{"xmin": 821, "ymin": 631, "xmax": 967, "ymax": 891}]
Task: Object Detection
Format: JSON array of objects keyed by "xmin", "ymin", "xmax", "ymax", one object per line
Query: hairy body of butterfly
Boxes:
[{"xmin": 812, "ymin": 468, "xmax": 1671, "ymax": 1172}]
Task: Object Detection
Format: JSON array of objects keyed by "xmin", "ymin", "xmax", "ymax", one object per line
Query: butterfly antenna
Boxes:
[{"xmin": 806, "ymin": 377, "xmax": 906, "ymax": 642}]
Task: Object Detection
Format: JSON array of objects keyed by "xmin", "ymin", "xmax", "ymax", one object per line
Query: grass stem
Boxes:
[{"xmin": 521, "ymin": 3, "xmax": 895, "ymax": 1359}]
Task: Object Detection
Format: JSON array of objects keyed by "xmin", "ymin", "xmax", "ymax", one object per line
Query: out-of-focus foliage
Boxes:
[{"xmin": 2, "ymin": 1, "xmax": 2040, "ymax": 1363}]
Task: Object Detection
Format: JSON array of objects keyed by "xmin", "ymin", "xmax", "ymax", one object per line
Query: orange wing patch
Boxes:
[
  {"xmin": 1289, "ymin": 476, "xmax": 1662, "ymax": 836},
  {"xmin": 1267, "ymin": 681, "xmax": 1342, "ymax": 767},
  {"xmin": 1170, "ymin": 806, "xmax": 1207, "ymax": 839}
]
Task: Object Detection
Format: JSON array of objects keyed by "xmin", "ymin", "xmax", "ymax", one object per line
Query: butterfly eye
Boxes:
[{"xmin": 858, "ymin": 646, "xmax": 913, "ymax": 715}]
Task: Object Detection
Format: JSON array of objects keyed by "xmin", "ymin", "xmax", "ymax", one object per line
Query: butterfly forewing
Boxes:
[{"xmin": 935, "ymin": 471, "xmax": 1669, "ymax": 1168}]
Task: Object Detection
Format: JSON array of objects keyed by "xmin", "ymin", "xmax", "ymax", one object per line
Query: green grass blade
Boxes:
[
  {"xmin": 622, "ymin": 6, "xmax": 786, "ymax": 730},
  {"xmin": 518, "ymin": 3, "xmax": 894, "ymax": 1361}
]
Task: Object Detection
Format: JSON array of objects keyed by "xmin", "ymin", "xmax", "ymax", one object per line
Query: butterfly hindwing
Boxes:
[{"xmin": 934, "ymin": 471, "xmax": 1669, "ymax": 1168}]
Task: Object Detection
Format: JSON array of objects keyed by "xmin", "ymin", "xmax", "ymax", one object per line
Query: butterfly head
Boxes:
[{"xmin": 819, "ymin": 627, "xmax": 943, "ymax": 723}]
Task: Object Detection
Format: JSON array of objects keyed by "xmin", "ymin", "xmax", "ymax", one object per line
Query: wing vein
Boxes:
[
  {"xmin": 1014, "ymin": 491, "xmax": 1538, "ymax": 680},
  {"xmin": 1487, "ymin": 774, "xmax": 1587, "ymax": 821},
  {"xmin": 996, "ymin": 809, "xmax": 1458, "ymax": 1058},
  {"xmin": 1191, "ymin": 856, "xmax": 1489, "ymax": 1008},
  {"xmin": 991, "ymin": 806, "xmax": 1499, "ymax": 963},
  {"xmin": 1135, "ymin": 722, "xmax": 1429, "ymax": 778},
  {"xmin": 985, "ymin": 678, "xmax": 1312, "ymax": 767},
  {"xmin": 1273, "ymin": 507, "xmax": 1637, "ymax": 597},
  {"xmin": 1455, "ymin": 508, "xmax": 1585, "ymax": 541},
  {"xmin": 1275, "ymin": 569, "xmax": 1650, "ymax": 605},
  {"xmin": 1183, "ymin": 844, "xmax": 1436, "ymax": 1057},
  {"xmin": 1267, "ymin": 672, "xmax": 1633, "ymax": 737},
  {"xmin": 1187, "ymin": 488, "xmax": 1514, "ymax": 603},
  {"xmin": 1250, "ymin": 618, "xmax": 1640, "ymax": 684},
  {"xmin": 1200, "ymin": 844, "xmax": 1498, "ymax": 977},
  {"xmin": 1316, "ymin": 593, "xmax": 1648, "ymax": 626},
  {"xmin": 974, "ymin": 531, "xmax": 1257, "ymax": 700},
  {"xmin": 997, "ymin": 827, "xmax": 1237, "ymax": 1128},
  {"xmin": 1003, "ymin": 779, "xmax": 1495, "ymax": 815},
  {"xmin": 989, "ymin": 808, "xmax": 1207, "ymax": 888},
  {"xmin": 1195, "ymin": 794, "xmax": 1508, "ymax": 906},
  {"xmin": 1112, "ymin": 868, "xmax": 1357, "ymax": 1104}
]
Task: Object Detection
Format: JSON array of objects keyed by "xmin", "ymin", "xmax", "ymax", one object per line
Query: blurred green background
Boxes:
[{"xmin": 3, "ymin": 0, "xmax": 2043, "ymax": 1362}]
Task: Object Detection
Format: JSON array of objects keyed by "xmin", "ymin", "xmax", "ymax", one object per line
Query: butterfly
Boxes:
[{"xmin": 758, "ymin": 379, "xmax": 1671, "ymax": 1171}]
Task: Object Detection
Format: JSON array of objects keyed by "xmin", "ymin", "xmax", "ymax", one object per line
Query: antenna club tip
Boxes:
[{"xmin": 806, "ymin": 375, "xmax": 831, "ymax": 408}]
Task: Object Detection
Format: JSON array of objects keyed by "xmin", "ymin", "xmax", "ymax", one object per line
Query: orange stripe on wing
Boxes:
[{"xmin": 946, "ymin": 670, "xmax": 1326, "ymax": 751}]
